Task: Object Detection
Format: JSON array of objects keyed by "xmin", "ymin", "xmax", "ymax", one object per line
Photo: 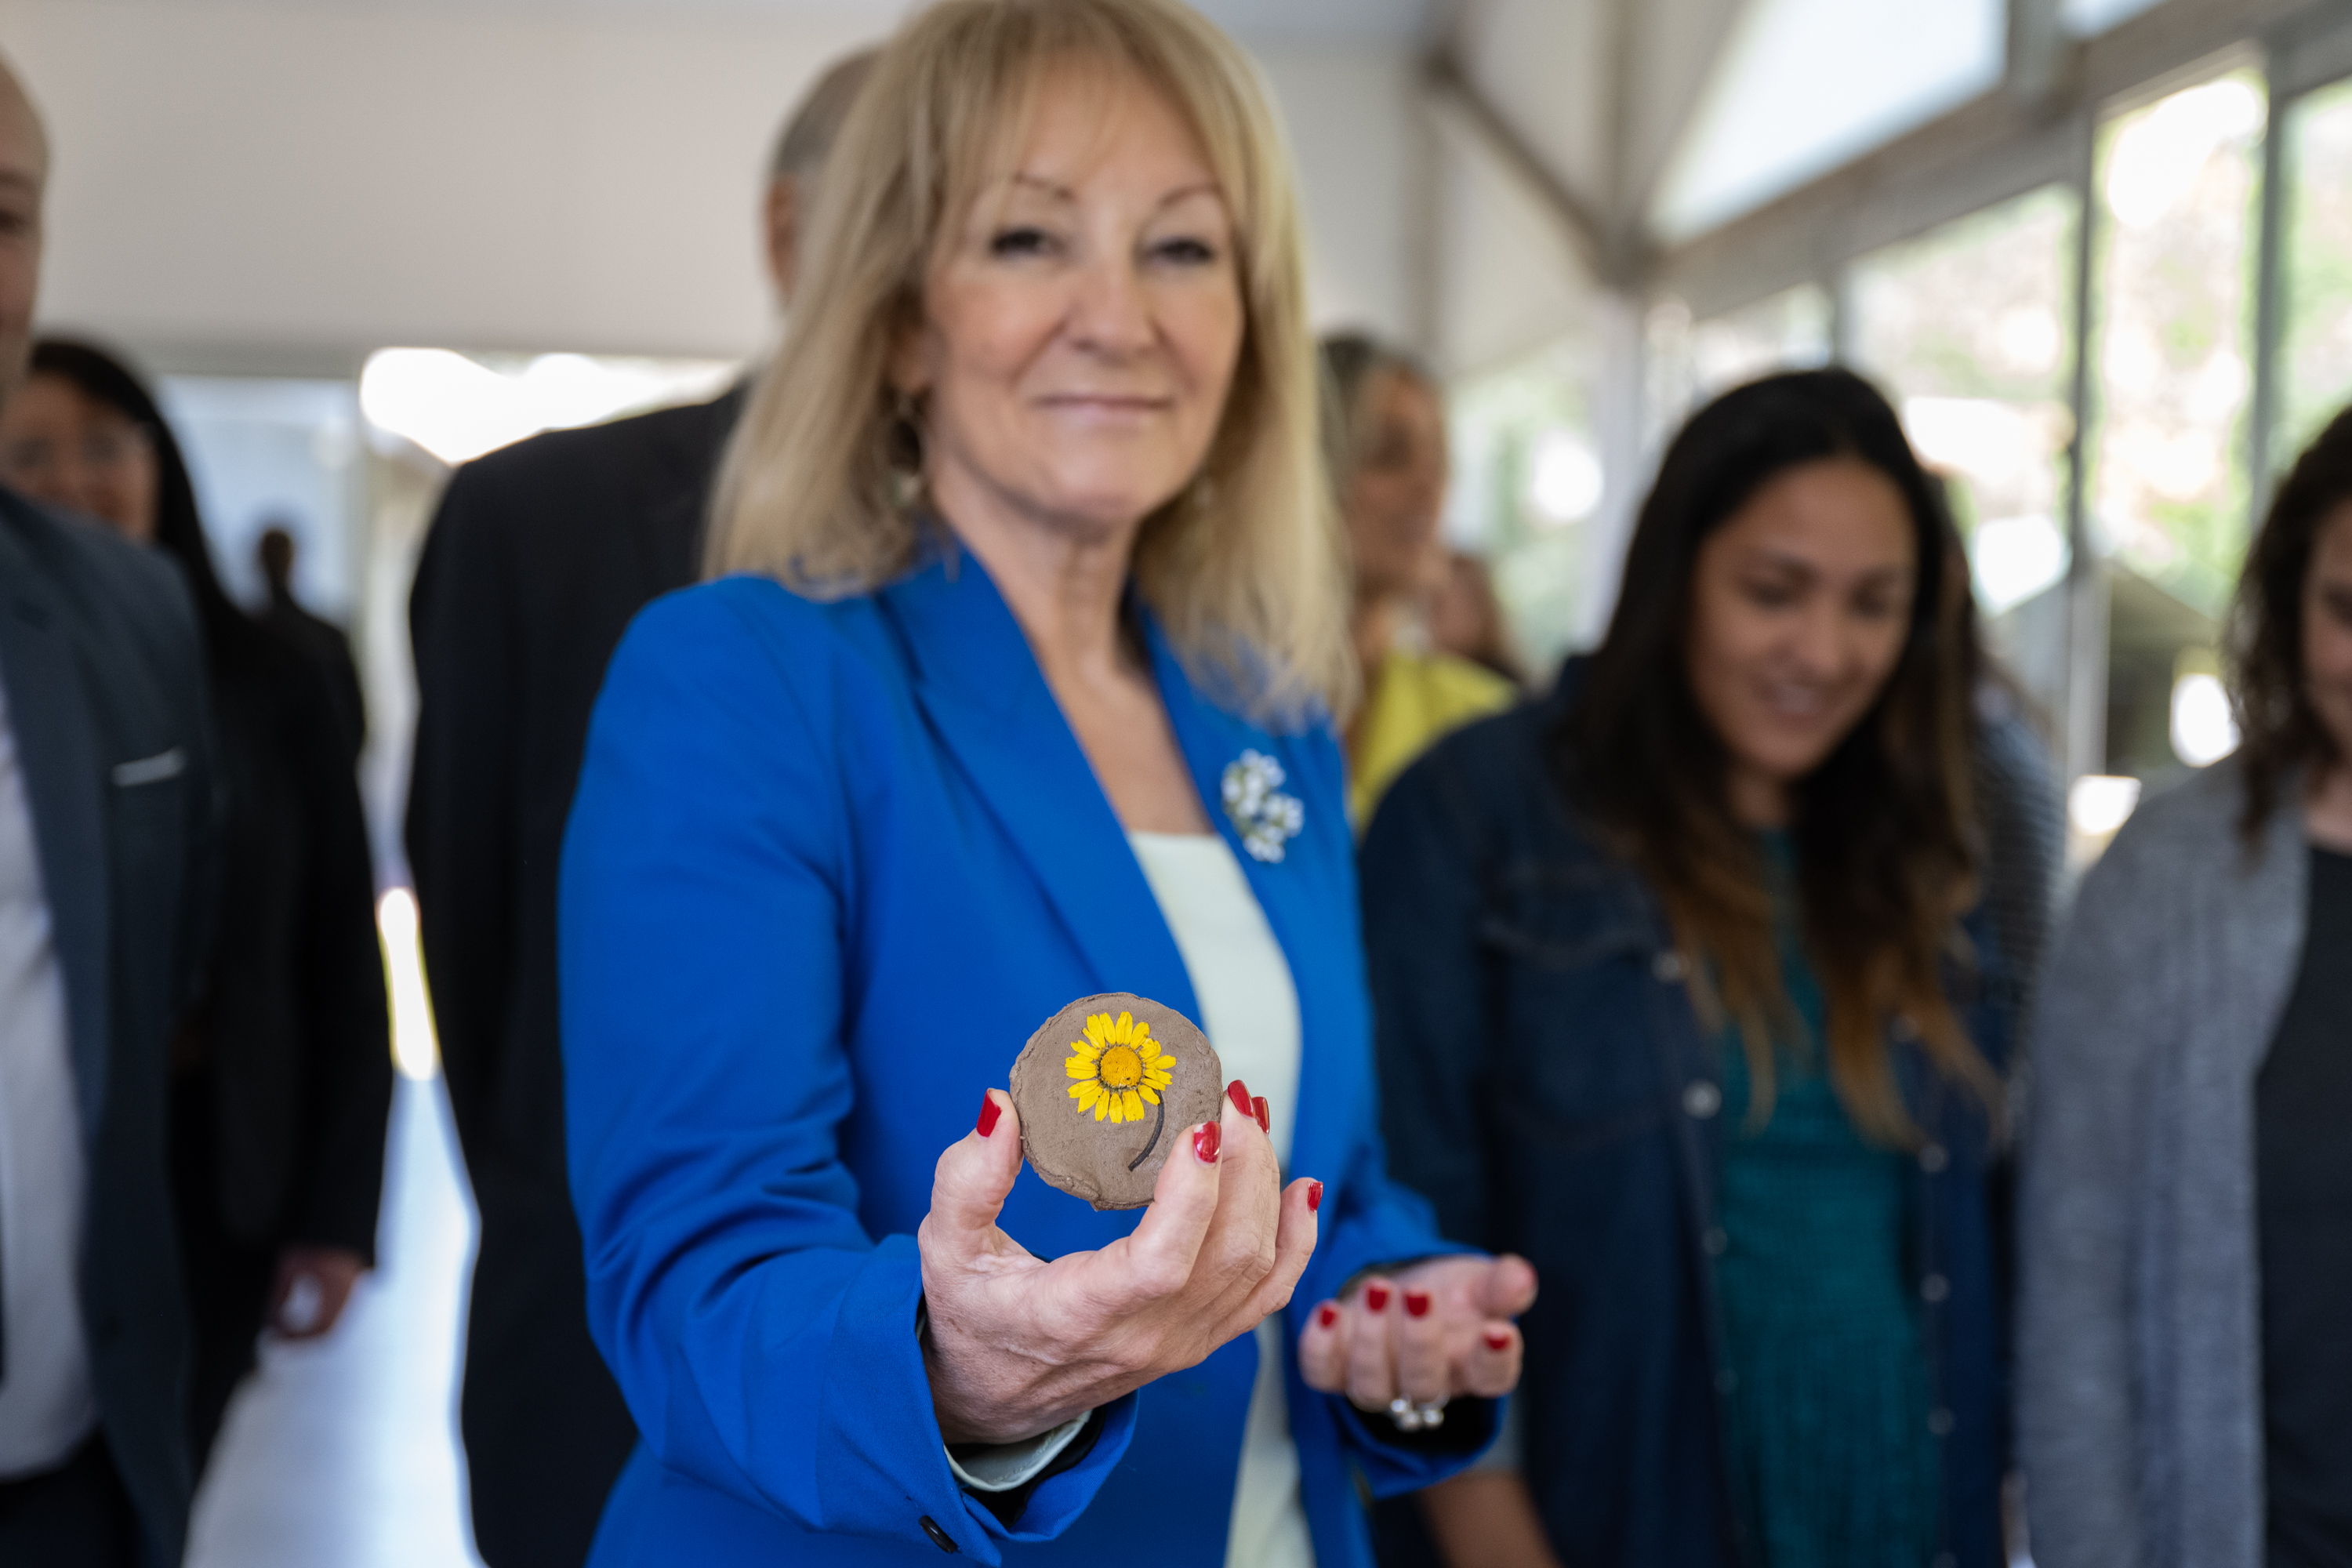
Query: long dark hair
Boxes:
[
  {"xmin": 1557, "ymin": 368, "xmax": 1996, "ymax": 1145},
  {"xmin": 29, "ymin": 337, "xmax": 267, "ymax": 666},
  {"xmin": 2232, "ymin": 405, "xmax": 2352, "ymax": 840}
]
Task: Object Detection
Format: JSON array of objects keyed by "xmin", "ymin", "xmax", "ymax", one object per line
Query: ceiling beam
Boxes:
[
  {"xmin": 1616, "ymin": 0, "xmax": 1754, "ymax": 245},
  {"xmin": 1421, "ymin": 47, "xmax": 1632, "ymax": 285}
]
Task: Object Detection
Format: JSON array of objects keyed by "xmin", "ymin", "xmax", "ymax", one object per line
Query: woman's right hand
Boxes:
[{"xmin": 916, "ymin": 1083, "xmax": 1320, "ymax": 1445}]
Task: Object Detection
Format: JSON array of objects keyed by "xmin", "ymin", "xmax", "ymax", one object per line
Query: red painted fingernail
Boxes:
[
  {"xmin": 1307, "ymin": 1181, "xmax": 1323, "ymax": 1212},
  {"xmin": 1193, "ymin": 1122, "xmax": 1221, "ymax": 1163},
  {"xmin": 1253, "ymin": 1096, "xmax": 1270, "ymax": 1134},
  {"xmin": 1485, "ymin": 1329, "xmax": 1511, "ymax": 1352},
  {"xmin": 1365, "ymin": 1284, "xmax": 1390, "ymax": 1312},
  {"xmin": 975, "ymin": 1094, "xmax": 1001, "ymax": 1138},
  {"xmin": 1405, "ymin": 1290, "xmax": 1431, "ymax": 1319},
  {"xmin": 1228, "ymin": 1080, "xmax": 1253, "ymax": 1117},
  {"xmin": 1317, "ymin": 1303, "xmax": 1339, "ymax": 1329}
]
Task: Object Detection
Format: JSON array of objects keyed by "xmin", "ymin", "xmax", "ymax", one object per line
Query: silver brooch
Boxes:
[{"xmin": 1221, "ymin": 749, "xmax": 1305, "ymax": 863}]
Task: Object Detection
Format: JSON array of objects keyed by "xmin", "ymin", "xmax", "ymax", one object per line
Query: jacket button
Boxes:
[
  {"xmin": 1682, "ymin": 1080, "xmax": 1722, "ymax": 1120},
  {"xmin": 1920, "ymin": 1273, "xmax": 1950, "ymax": 1304},
  {"xmin": 1653, "ymin": 951, "xmax": 1687, "ymax": 983},
  {"xmin": 1702, "ymin": 1226, "xmax": 1728, "ymax": 1257},
  {"xmin": 920, "ymin": 1515, "xmax": 957, "ymax": 1553},
  {"xmin": 1918, "ymin": 1142, "xmax": 1949, "ymax": 1174},
  {"xmin": 1927, "ymin": 1406, "xmax": 1955, "ymax": 1436}
]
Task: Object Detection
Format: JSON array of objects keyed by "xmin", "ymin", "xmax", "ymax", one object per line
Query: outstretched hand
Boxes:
[
  {"xmin": 918, "ymin": 1081, "xmax": 1322, "ymax": 1446},
  {"xmin": 1296, "ymin": 1253, "xmax": 1535, "ymax": 1417}
]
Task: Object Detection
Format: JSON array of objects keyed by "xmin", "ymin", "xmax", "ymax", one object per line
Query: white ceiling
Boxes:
[{"xmin": 210, "ymin": 0, "xmax": 1436, "ymax": 44}]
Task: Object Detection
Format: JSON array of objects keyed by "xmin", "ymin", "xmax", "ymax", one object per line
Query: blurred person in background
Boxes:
[
  {"xmin": 1426, "ymin": 549, "xmax": 1527, "ymax": 691},
  {"xmin": 0, "ymin": 52, "xmax": 214, "ymax": 1566},
  {"xmin": 2021, "ymin": 406, "xmax": 2352, "ymax": 1568},
  {"xmin": 1363, "ymin": 370, "xmax": 2015, "ymax": 1568},
  {"xmin": 1320, "ymin": 334, "xmax": 1515, "ymax": 826},
  {"xmin": 0, "ymin": 337, "xmax": 392, "ymax": 1479},
  {"xmin": 404, "ymin": 46, "xmax": 877, "ymax": 1567},
  {"xmin": 559, "ymin": 2, "xmax": 1530, "ymax": 1562},
  {"xmin": 255, "ymin": 524, "xmax": 365, "ymax": 764}
]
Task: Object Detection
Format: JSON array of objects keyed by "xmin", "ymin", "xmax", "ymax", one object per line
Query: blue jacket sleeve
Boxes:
[
  {"xmin": 1307, "ymin": 1115, "xmax": 1505, "ymax": 1494},
  {"xmin": 558, "ymin": 587, "xmax": 1132, "ymax": 1561},
  {"xmin": 1289, "ymin": 728, "xmax": 1501, "ymax": 1492}
]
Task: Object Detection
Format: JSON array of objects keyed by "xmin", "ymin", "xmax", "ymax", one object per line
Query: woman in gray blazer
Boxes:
[{"xmin": 2020, "ymin": 406, "xmax": 2352, "ymax": 1568}]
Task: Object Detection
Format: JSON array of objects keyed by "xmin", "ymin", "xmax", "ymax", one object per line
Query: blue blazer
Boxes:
[{"xmin": 559, "ymin": 550, "xmax": 1490, "ymax": 1566}]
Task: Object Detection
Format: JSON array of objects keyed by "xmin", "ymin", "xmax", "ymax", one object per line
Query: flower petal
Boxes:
[
  {"xmin": 1066, "ymin": 1058, "xmax": 1098, "ymax": 1080},
  {"xmin": 1123, "ymin": 1090, "xmax": 1145, "ymax": 1120},
  {"xmin": 1139, "ymin": 1085, "xmax": 1160, "ymax": 1105},
  {"xmin": 1113, "ymin": 1011, "xmax": 1135, "ymax": 1044}
]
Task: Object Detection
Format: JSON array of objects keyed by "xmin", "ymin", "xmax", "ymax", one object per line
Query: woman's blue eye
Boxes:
[
  {"xmin": 989, "ymin": 227, "xmax": 1054, "ymax": 259},
  {"xmin": 1152, "ymin": 237, "xmax": 1218, "ymax": 266}
]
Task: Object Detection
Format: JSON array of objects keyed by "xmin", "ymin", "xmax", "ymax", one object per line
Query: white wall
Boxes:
[{"xmin": 0, "ymin": 0, "xmax": 1421, "ymax": 367}]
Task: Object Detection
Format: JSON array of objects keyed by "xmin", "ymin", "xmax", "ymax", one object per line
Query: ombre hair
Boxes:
[
  {"xmin": 707, "ymin": 0, "xmax": 1351, "ymax": 725},
  {"xmin": 1558, "ymin": 369, "xmax": 2000, "ymax": 1148}
]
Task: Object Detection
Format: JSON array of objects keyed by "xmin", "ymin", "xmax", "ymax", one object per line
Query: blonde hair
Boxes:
[{"xmin": 706, "ymin": 0, "xmax": 1352, "ymax": 725}]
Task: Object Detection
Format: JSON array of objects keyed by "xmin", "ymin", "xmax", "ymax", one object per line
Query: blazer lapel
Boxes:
[
  {"xmin": 0, "ymin": 508, "xmax": 113, "ymax": 1139},
  {"xmin": 884, "ymin": 552, "xmax": 1200, "ymax": 1022}
]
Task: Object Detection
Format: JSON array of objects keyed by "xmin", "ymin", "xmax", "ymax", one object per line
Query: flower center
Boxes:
[{"xmin": 1098, "ymin": 1044, "xmax": 1143, "ymax": 1090}]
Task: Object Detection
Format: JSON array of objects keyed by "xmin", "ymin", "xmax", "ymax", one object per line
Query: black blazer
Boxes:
[
  {"xmin": 0, "ymin": 488, "xmax": 216, "ymax": 1566},
  {"xmin": 194, "ymin": 620, "xmax": 389, "ymax": 1258},
  {"xmin": 404, "ymin": 387, "xmax": 738, "ymax": 1566}
]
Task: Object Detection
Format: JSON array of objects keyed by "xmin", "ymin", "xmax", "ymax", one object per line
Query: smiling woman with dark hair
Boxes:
[{"xmin": 1363, "ymin": 368, "xmax": 2014, "ymax": 1568}]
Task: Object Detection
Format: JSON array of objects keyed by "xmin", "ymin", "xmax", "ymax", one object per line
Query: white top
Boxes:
[
  {"xmin": 0, "ymin": 674, "xmax": 98, "ymax": 1475},
  {"xmin": 1128, "ymin": 831, "xmax": 1312, "ymax": 1568}
]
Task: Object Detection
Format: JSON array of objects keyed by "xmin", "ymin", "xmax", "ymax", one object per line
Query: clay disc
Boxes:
[{"xmin": 1010, "ymin": 993, "xmax": 1224, "ymax": 1211}]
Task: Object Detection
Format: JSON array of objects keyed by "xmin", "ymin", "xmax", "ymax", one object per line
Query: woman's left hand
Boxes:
[{"xmin": 1296, "ymin": 1254, "xmax": 1536, "ymax": 1422}]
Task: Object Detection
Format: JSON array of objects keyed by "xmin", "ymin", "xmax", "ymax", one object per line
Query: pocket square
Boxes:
[{"xmin": 112, "ymin": 747, "xmax": 187, "ymax": 787}]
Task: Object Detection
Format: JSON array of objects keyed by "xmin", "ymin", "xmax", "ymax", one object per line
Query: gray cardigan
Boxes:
[{"xmin": 2020, "ymin": 757, "xmax": 2310, "ymax": 1568}]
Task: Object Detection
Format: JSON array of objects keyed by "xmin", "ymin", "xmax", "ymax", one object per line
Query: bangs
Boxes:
[{"xmin": 902, "ymin": 5, "xmax": 1269, "ymax": 291}]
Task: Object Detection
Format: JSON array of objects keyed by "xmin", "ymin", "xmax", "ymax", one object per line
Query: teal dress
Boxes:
[{"xmin": 1713, "ymin": 837, "xmax": 1940, "ymax": 1567}]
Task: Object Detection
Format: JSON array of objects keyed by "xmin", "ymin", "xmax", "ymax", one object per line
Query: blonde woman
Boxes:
[
  {"xmin": 557, "ymin": 3, "xmax": 1533, "ymax": 1564},
  {"xmin": 1318, "ymin": 335, "xmax": 1515, "ymax": 827}
]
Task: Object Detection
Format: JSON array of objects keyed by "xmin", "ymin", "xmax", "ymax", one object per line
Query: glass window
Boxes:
[
  {"xmin": 1653, "ymin": 0, "xmax": 2005, "ymax": 241},
  {"xmin": 1445, "ymin": 336, "xmax": 1601, "ymax": 676},
  {"xmin": 2060, "ymin": 0, "xmax": 2165, "ymax": 35},
  {"xmin": 162, "ymin": 377, "xmax": 365, "ymax": 619},
  {"xmin": 1691, "ymin": 284, "xmax": 1834, "ymax": 398},
  {"xmin": 1848, "ymin": 185, "xmax": 2080, "ymax": 721},
  {"xmin": 2091, "ymin": 68, "xmax": 2265, "ymax": 778},
  {"xmin": 2278, "ymin": 74, "xmax": 2352, "ymax": 466}
]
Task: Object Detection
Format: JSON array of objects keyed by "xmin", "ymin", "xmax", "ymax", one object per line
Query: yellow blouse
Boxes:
[{"xmin": 1347, "ymin": 647, "xmax": 1517, "ymax": 829}]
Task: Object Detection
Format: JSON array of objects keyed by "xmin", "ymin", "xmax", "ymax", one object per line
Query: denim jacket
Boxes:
[{"xmin": 1359, "ymin": 667, "xmax": 2011, "ymax": 1568}]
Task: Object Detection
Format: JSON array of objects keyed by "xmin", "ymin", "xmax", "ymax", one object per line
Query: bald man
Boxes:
[
  {"xmin": 0, "ymin": 50, "xmax": 216, "ymax": 1567},
  {"xmin": 405, "ymin": 50, "xmax": 876, "ymax": 1568}
]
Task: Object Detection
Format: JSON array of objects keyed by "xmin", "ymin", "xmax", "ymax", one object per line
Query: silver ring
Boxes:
[{"xmin": 1386, "ymin": 1396, "xmax": 1446, "ymax": 1432}]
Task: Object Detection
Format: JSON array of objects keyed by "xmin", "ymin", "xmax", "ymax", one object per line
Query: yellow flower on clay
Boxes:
[{"xmin": 1065, "ymin": 1011, "xmax": 1175, "ymax": 1123}]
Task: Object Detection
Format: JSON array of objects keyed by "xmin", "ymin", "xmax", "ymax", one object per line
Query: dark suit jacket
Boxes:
[
  {"xmin": 194, "ymin": 620, "xmax": 388, "ymax": 1258},
  {"xmin": 260, "ymin": 590, "xmax": 366, "ymax": 763},
  {"xmin": 0, "ymin": 488, "xmax": 217, "ymax": 1566},
  {"xmin": 405, "ymin": 388, "xmax": 738, "ymax": 1567}
]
